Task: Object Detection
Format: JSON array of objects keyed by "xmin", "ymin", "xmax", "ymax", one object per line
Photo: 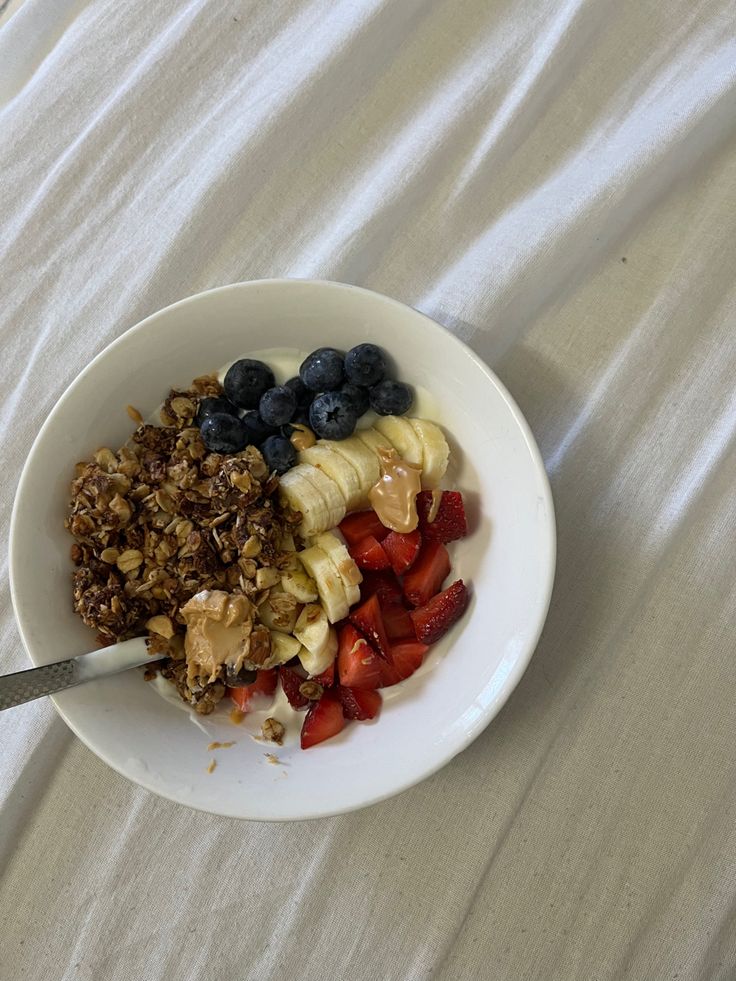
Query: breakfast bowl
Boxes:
[{"xmin": 9, "ymin": 279, "xmax": 555, "ymax": 820}]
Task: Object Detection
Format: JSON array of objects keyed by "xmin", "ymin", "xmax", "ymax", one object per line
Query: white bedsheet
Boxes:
[{"xmin": 1, "ymin": 2, "xmax": 735, "ymax": 979}]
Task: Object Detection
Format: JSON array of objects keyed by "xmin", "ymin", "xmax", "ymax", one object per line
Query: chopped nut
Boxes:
[
  {"xmin": 255, "ymin": 566, "xmax": 281, "ymax": 590},
  {"xmin": 94, "ymin": 448, "xmax": 118, "ymax": 473},
  {"xmin": 299, "ymin": 681, "xmax": 324, "ymax": 701},
  {"xmin": 241, "ymin": 535, "xmax": 262, "ymax": 558},
  {"xmin": 117, "ymin": 549, "xmax": 143, "ymax": 573},
  {"xmin": 145, "ymin": 614, "xmax": 175, "ymax": 638},
  {"xmin": 262, "ymin": 717, "xmax": 285, "ymax": 744}
]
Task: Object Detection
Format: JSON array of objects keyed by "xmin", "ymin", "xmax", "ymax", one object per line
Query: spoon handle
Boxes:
[{"xmin": 0, "ymin": 638, "xmax": 160, "ymax": 711}]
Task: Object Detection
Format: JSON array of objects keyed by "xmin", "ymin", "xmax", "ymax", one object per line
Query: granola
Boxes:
[{"xmin": 65, "ymin": 373, "xmax": 300, "ymax": 714}]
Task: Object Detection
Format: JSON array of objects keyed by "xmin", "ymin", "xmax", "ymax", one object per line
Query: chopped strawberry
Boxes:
[
  {"xmin": 381, "ymin": 601, "xmax": 417, "ymax": 641},
  {"xmin": 339, "ymin": 510, "xmax": 389, "ymax": 546},
  {"xmin": 337, "ymin": 624, "xmax": 383, "ymax": 689},
  {"xmin": 402, "ymin": 541, "xmax": 451, "ymax": 607},
  {"xmin": 417, "ymin": 491, "xmax": 468, "ymax": 543},
  {"xmin": 349, "ymin": 534, "xmax": 391, "ymax": 570},
  {"xmin": 312, "ymin": 661, "xmax": 335, "ymax": 687},
  {"xmin": 227, "ymin": 669, "xmax": 278, "ymax": 713},
  {"xmin": 349, "ymin": 594, "xmax": 392, "ymax": 660},
  {"xmin": 410, "ymin": 579, "xmax": 469, "ymax": 644},
  {"xmin": 338, "ymin": 686, "xmax": 382, "ymax": 720},
  {"xmin": 300, "ymin": 690, "xmax": 346, "ymax": 749},
  {"xmin": 280, "ymin": 666, "xmax": 309, "ymax": 709},
  {"xmin": 381, "ymin": 529, "xmax": 422, "ymax": 575},
  {"xmin": 360, "ymin": 570, "xmax": 403, "ymax": 606},
  {"xmin": 379, "ymin": 642, "xmax": 428, "ymax": 687}
]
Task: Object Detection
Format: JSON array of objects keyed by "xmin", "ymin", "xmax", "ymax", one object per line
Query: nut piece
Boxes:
[
  {"xmin": 255, "ymin": 566, "xmax": 281, "ymax": 590},
  {"xmin": 145, "ymin": 615, "xmax": 175, "ymax": 638},
  {"xmin": 117, "ymin": 549, "xmax": 144, "ymax": 573},
  {"xmin": 299, "ymin": 680, "xmax": 324, "ymax": 701},
  {"xmin": 262, "ymin": 717, "xmax": 285, "ymax": 745}
]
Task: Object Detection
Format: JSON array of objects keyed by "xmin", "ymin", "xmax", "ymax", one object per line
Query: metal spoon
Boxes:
[{"xmin": 0, "ymin": 638, "xmax": 164, "ymax": 711}]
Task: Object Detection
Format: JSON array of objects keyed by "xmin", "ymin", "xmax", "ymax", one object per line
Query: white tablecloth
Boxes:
[{"xmin": 2, "ymin": 2, "xmax": 735, "ymax": 979}]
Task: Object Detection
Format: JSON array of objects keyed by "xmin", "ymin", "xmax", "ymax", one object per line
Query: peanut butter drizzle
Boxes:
[
  {"xmin": 181, "ymin": 590, "xmax": 254, "ymax": 687},
  {"xmin": 368, "ymin": 447, "xmax": 422, "ymax": 533},
  {"xmin": 289, "ymin": 423, "xmax": 316, "ymax": 451},
  {"xmin": 230, "ymin": 708, "xmax": 245, "ymax": 725},
  {"xmin": 427, "ymin": 488, "xmax": 443, "ymax": 523}
]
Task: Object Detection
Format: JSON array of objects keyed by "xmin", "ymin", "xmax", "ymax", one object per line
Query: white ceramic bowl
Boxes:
[{"xmin": 9, "ymin": 280, "xmax": 555, "ymax": 820}]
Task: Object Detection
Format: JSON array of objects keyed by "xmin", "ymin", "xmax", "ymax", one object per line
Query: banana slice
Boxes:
[
  {"xmin": 374, "ymin": 416, "xmax": 424, "ymax": 468},
  {"xmin": 294, "ymin": 603, "xmax": 330, "ymax": 655},
  {"xmin": 270, "ymin": 631, "xmax": 303, "ymax": 665},
  {"xmin": 323, "ymin": 436, "xmax": 380, "ymax": 500},
  {"xmin": 298, "ymin": 629, "xmax": 337, "ymax": 678},
  {"xmin": 355, "ymin": 426, "xmax": 393, "ymax": 458},
  {"xmin": 257, "ymin": 587, "xmax": 301, "ymax": 634},
  {"xmin": 408, "ymin": 418, "xmax": 449, "ymax": 488},
  {"xmin": 314, "ymin": 531, "xmax": 362, "ymax": 606},
  {"xmin": 279, "ymin": 465, "xmax": 331, "ymax": 537},
  {"xmin": 297, "ymin": 545, "xmax": 350, "ymax": 622},
  {"xmin": 299, "ymin": 444, "xmax": 363, "ymax": 511},
  {"xmin": 300, "ymin": 464, "xmax": 346, "ymax": 529},
  {"xmin": 281, "ymin": 568, "xmax": 319, "ymax": 603}
]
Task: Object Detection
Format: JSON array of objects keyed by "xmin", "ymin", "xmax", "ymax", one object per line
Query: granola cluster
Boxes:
[{"xmin": 66, "ymin": 374, "xmax": 300, "ymax": 713}]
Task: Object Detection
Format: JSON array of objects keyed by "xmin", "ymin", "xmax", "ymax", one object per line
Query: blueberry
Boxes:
[
  {"xmin": 241, "ymin": 411, "xmax": 277, "ymax": 446},
  {"xmin": 223, "ymin": 359, "xmax": 275, "ymax": 409},
  {"xmin": 199, "ymin": 413, "xmax": 249, "ymax": 454},
  {"xmin": 309, "ymin": 391, "xmax": 358, "ymax": 440},
  {"xmin": 195, "ymin": 396, "xmax": 239, "ymax": 427},
  {"xmin": 369, "ymin": 380, "xmax": 413, "ymax": 416},
  {"xmin": 259, "ymin": 385, "xmax": 297, "ymax": 426},
  {"xmin": 290, "ymin": 406, "xmax": 312, "ymax": 429},
  {"xmin": 285, "ymin": 376, "xmax": 312, "ymax": 407},
  {"xmin": 344, "ymin": 343, "xmax": 386, "ymax": 387},
  {"xmin": 299, "ymin": 348, "xmax": 345, "ymax": 392},
  {"xmin": 341, "ymin": 382, "xmax": 370, "ymax": 417},
  {"xmin": 261, "ymin": 435, "xmax": 297, "ymax": 475}
]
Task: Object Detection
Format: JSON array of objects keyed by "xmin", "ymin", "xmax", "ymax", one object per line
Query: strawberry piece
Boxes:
[
  {"xmin": 379, "ymin": 642, "xmax": 428, "ymax": 687},
  {"xmin": 339, "ymin": 510, "xmax": 389, "ymax": 546},
  {"xmin": 312, "ymin": 661, "xmax": 335, "ymax": 687},
  {"xmin": 410, "ymin": 580, "xmax": 469, "ymax": 644},
  {"xmin": 381, "ymin": 601, "xmax": 416, "ymax": 641},
  {"xmin": 337, "ymin": 624, "xmax": 383, "ymax": 689},
  {"xmin": 227, "ymin": 669, "xmax": 278, "ymax": 713},
  {"xmin": 360, "ymin": 570, "xmax": 403, "ymax": 606},
  {"xmin": 300, "ymin": 690, "xmax": 346, "ymax": 749},
  {"xmin": 417, "ymin": 491, "xmax": 468, "ymax": 543},
  {"xmin": 381, "ymin": 529, "xmax": 422, "ymax": 575},
  {"xmin": 338, "ymin": 686, "xmax": 382, "ymax": 720},
  {"xmin": 280, "ymin": 666, "xmax": 309, "ymax": 709},
  {"xmin": 349, "ymin": 535, "xmax": 391, "ymax": 570},
  {"xmin": 402, "ymin": 541, "xmax": 451, "ymax": 607},
  {"xmin": 349, "ymin": 594, "xmax": 392, "ymax": 660}
]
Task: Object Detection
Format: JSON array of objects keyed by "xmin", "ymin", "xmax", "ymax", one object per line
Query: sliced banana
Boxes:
[
  {"xmin": 297, "ymin": 545, "xmax": 350, "ymax": 622},
  {"xmin": 374, "ymin": 416, "xmax": 424, "ymax": 468},
  {"xmin": 408, "ymin": 418, "xmax": 449, "ymax": 488},
  {"xmin": 298, "ymin": 629, "xmax": 337, "ymax": 677},
  {"xmin": 281, "ymin": 568, "xmax": 319, "ymax": 603},
  {"xmin": 257, "ymin": 587, "xmax": 301, "ymax": 634},
  {"xmin": 299, "ymin": 444, "xmax": 363, "ymax": 512},
  {"xmin": 294, "ymin": 602, "xmax": 330, "ymax": 655},
  {"xmin": 314, "ymin": 531, "xmax": 362, "ymax": 606},
  {"xmin": 323, "ymin": 435, "xmax": 380, "ymax": 500},
  {"xmin": 300, "ymin": 464, "xmax": 346, "ymax": 529},
  {"xmin": 355, "ymin": 426, "xmax": 393, "ymax": 458},
  {"xmin": 279, "ymin": 464, "xmax": 331, "ymax": 537},
  {"xmin": 269, "ymin": 631, "xmax": 303, "ymax": 665}
]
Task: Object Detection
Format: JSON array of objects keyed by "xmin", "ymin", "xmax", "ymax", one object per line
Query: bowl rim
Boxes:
[{"xmin": 9, "ymin": 278, "xmax": 556, "ymax": 820}]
